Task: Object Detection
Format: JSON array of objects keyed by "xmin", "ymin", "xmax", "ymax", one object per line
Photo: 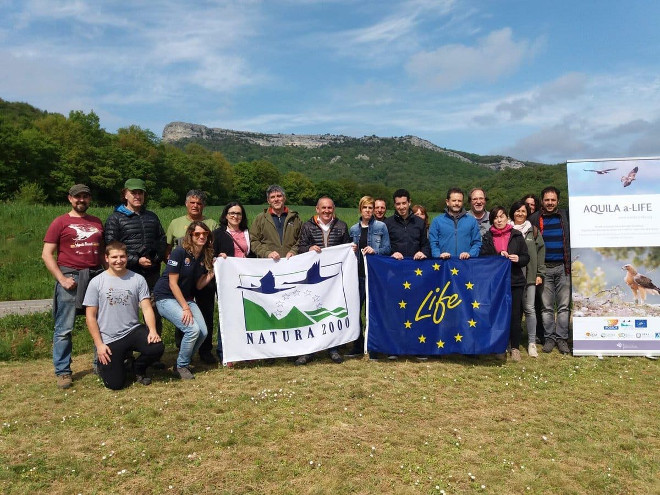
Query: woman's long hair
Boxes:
[
  {"xmin": 219, "ymin": 201, "xmax": 248, "ymax": 230},
  {"xmin": 181, "ymin": 220, "xmax": 214, "ymax": 270}
]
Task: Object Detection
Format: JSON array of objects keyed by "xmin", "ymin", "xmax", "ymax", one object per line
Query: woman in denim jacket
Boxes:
[{"xmin": 345, "ymin": 196, "xmax": 391, "ymax": 357}]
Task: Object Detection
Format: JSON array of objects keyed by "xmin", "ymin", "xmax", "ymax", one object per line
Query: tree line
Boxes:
[{"xmin": 0, "ymin": 98, "xmax": 568, "ymax": 210}]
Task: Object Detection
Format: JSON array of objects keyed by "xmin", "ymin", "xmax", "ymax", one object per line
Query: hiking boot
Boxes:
[
  {"xmin": 556, "ymin": 339, "xmax": 571, "ymax": 355},
  {"xmin": 56, "ymin": 374, "xmax": 72, "ymax": 389},
  {"xmin": 344, "ymin": 346, "xmax": 364, "ymax": 358},
  {"xmin": 528, "ymin": 343, "xmax": 538, "ymax": 358},
  {"xmin": 135, "ymin": 374, "xmax": 152, "ymax": 386},
  {"xmin": 174, "ymin": 366, "xmax": 195, "ymax": 380},
  {"xmin": 199, "ymin": 351, "xmax": 218, "ymax": 365},
  {"xmin": 542, "ymin": 339, "xmax": 556, "ymax": 353},
  {"xmin": 294, "ymin": 354, "xmax": 312, "ymax": 366},
  {"xmin": 329, "ymin": 350, "xmax": 344, "ymax": 364},
  {"xmin": 510, "ymin": 348, "xmax": 522, "ymax": 362}
]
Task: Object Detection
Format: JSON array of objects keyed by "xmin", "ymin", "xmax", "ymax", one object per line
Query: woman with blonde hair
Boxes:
[
  {"xmin": 154, "ymin": 221, "xmax": 215, "ymax": 380},
  {"xmin": 346, "ymin": 195, "xmax": 391, "ymax": 357}
]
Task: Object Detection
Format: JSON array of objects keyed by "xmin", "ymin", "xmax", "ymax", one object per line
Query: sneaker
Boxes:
[
  {"xmin": 528, "ymin": 343, "xmax": 538, "ymax": 358},
  {"xmin": 542, "ymin": 339, "xmax": 556, "ymax": 353},
  {"xmin": 495, "ymin": 352, "xmax": 507, "ymax": 361},
  {"xmin": 135, "ymin": 374, "xmax": 152, "ymax": 386},
  {"xmin": 510, "ymin": 348, "xmax": 522, "ymax": 362},
  {"xmin": 56, "ymin": 374, "xmax": 72, "ymax": 389},
  {"xmin": 174, "ymin": 366, "xmax": 195, "ymax": 380},
  {"xmin": 294, "ymin": 354, "xmax": 312, "ymax": 366},
  {"xmin": 416, "ymin": 356, "xmax": 429, "ymax": 362},
  {"xmin": 199, "ymin": 351, "xmax": 218, "ymax": 365},
  {"xmin": 387, "ymin": 355, "xmax": 399, "ymax": 360},
  {"xmin": 556, "ymin": 339, "xmax": 571, "ymax": 355},
  {"xmin": 368, "ymin": 352, "xmax": 379, "ymax": 361},
  {"xmin": 151, "ymin": 361, "xmax": 167, "ymax": 370},
  {"xmin": 329, "ymin": 350, "xmax": 344, "ymax": 364}
]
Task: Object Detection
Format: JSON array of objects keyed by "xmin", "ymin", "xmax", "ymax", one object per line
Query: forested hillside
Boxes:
[{"xmin": 0, "ymin": 98, "xmax": 567, "ymax": 210}]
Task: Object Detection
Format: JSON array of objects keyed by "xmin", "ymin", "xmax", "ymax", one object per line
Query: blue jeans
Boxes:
[
  {"xmin": 156, "ymin": 299, "xmax": 207, "ymax": 368},
  {"xmin": 522, "ymin": 284, "xmax": 537, "ymax": 343},
  {"xmin": 541, "ymin": 264, "xmax": 571, "ymax": 341},
  {"xmin": 53, "ymin": 274, "xmax": 78, "ymax": 376}
]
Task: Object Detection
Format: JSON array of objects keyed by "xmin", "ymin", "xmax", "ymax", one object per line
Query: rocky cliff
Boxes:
[{"xmin": 162, "ymin": 121, "xmax": 527, "ymax": 170}]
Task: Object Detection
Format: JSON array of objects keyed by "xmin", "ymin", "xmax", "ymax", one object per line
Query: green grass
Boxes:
[
  {"xmin": 0, "ymin": 351, "xmax": 657, "ymax": 494},
  {"xmin": 0, "ymin": 203, "xmax": 360, "ymax": 301}
]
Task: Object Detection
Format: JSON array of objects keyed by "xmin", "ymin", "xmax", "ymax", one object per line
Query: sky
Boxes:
[{"xmin": 2, "ymin": 0, "xmax": 660, "ymax": 164}]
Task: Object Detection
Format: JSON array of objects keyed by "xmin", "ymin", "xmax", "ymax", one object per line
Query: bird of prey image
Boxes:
[
  {"xmin": 621, "ymin": 166, "xmax": 639, "ymax": 187},
  {"xmin": 583, "ymin": 168, "xmax": 617, "ymax": 175},
  {"xmin": 622, "ymin": 264, "xmax": 660, "ymax": 304}
]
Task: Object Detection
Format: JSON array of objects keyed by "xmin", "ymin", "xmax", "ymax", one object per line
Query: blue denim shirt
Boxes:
[{"xmin": 349, "ymin": 216, "xmax": 391, "ymax": 255}]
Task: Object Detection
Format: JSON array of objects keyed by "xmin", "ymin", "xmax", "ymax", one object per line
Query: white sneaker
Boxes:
[{"xmin": 528, "ymin": 343, "xmax": 538, "ymax": 358}]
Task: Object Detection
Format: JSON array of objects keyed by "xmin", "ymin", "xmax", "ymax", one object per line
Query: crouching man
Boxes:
[{"xmin": 84, "ymin": 241, "xmax": 164, "ymax": 390}]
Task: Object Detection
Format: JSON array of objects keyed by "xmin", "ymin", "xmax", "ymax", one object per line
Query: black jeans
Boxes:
[{"xmin": 99, "ymin": 325, "xmax": 165, "ymax": 390}]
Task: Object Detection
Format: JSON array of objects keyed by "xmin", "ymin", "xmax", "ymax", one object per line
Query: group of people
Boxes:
[{"xmin": 43, "ymin": 180, "xmax": 570, "ymax": 390}]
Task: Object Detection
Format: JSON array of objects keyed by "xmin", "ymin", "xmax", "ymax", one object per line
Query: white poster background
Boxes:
[
  {"xmin": 215, "ymin": 244, "xmax": 360, "ymax": 363},
  {"xmin": 567, "ymin": 156, "xmax": 660, "ymax": 357}
]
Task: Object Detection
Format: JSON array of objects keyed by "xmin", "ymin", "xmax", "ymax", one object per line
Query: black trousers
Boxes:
[
  {"xmin": 99, "ymin": 325, "xmax": 165, "ymax": 390},
  {"xmin": 176, "ymin": 282, "xmax": 215, "ymax": 355}
]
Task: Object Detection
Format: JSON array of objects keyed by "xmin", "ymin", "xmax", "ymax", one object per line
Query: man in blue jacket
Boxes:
[{"xmin": 429, "ymin": 187, "xmax": 481, "ymax": 259}]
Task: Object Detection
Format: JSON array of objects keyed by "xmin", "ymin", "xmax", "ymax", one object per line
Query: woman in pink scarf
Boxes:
[{"xmin": 480, "ymin": 206, "xmax": 530, "ymax": 361}]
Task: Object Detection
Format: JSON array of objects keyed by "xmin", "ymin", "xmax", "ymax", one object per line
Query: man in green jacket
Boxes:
[{"xmin": 250, "ymin": 185, "xmax": 302, "ymax": 260}]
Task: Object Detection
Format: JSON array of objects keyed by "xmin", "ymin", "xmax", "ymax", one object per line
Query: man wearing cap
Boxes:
[
  {"xmin": 104, "ymin": 179, "xmax": 167, "ymax": 339},
  {"xmin": 165, "ymin": 190, "xmax": 219, "ymax": 364},
  {"xmin": 42, "ymin": 184, "xmax": 104, "ymax": 389}
]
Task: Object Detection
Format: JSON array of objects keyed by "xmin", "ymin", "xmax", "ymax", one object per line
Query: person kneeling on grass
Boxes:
[
  {"xmin": 154, "ymin": 221, "xmax": 216, "ymax": 380},
  {"xmin": 84, "ymin": 241, "xmax": 164, "ymax": 390}
]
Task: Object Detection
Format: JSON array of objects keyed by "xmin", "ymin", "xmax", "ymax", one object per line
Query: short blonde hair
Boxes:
[{"xmin": 358, "ymin": 195, "xmax": 375, "ymax": 210}]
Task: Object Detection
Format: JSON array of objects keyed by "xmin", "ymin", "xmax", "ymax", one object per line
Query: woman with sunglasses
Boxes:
[
  {"xmin": 212, "ymin": 202, "xmax": 253, "ymax": 364},
  {"xmin": 154, "ymin": 221, "xmax": 215, "ymax": 380}
]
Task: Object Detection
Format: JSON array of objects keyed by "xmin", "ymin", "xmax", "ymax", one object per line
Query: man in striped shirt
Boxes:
[{"xmin": 530, "ymin": 187, "xmax": 571, "ymax": 355}]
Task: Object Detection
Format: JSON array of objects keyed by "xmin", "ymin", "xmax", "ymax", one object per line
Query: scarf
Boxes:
[{"xmin": 490, "ymin": 223, "xmax": 512, "ymax": 253}]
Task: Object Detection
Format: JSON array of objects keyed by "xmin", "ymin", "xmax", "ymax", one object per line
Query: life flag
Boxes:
[
  {"xmin": 365, "ymin": 255, "xmax": 511, "ymax": 355},
  {"xmin": 215, "ymin": 244, "xmax": 360, "ymax": 364}
]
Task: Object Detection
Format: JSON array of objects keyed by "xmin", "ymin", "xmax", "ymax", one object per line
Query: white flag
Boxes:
[{"xmin": 215, "ymin": 244, "xmax": 360, "ymax": 363}]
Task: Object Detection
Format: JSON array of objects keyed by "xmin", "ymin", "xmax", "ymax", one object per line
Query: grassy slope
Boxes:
[{"xmin": 0, "ymin": 352, "xmax": 657, "ymax": 494}]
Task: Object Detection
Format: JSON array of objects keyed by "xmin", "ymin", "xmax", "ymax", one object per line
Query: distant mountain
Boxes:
[{"xmin": 162, "ymin": 122, "xmax": 545, "ymax": 194}]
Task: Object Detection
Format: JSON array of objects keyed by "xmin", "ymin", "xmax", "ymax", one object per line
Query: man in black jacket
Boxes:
[
  {"xmin": 385, "ymin": 189, "xmax": 430, "ymax": 260},
  {"xmin": 104, "ymin": 178, "xmax": 167, "ymax": 338},
  {"xmin": 294, "ymin": 196, "xmax": 351, "ymax": 365}
]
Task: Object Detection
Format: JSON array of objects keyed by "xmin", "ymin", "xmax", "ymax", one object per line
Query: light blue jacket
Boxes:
[
  {"xmin": 349, "ymin": 216, "xmax": 391, "ymax": 255},
  {"xmin": 429, "ymin": 209, "xmax": 482, "ymax": 258}
]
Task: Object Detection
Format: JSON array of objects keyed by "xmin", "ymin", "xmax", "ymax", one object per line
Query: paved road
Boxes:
[{"xmin": 0, "ymin": 299, "xmax": 52, "ymax": 317}]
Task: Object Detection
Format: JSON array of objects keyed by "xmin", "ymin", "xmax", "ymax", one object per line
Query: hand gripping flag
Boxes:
[
  {"xmin": 215, "ymin": 244, "xmax": 360, "ymax": 363},
  {"xmin": 365, "ymin": 255, "xmax": 511, "ymax": 355}
]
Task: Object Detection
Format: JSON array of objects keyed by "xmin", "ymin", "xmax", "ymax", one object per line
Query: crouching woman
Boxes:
[{"xmin": 154, "ymin": 221, "xmax": 215, "ymax": 380}]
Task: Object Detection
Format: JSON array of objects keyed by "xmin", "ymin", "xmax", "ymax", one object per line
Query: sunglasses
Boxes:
[{"xmin": 192, "ymin": 231, "xmax": 210, "ymax": 238}]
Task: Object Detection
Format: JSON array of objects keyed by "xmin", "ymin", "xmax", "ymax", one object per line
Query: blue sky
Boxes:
[{"xmin": 2, "ymin": 0, "xmax": 660, "ymax": 164}]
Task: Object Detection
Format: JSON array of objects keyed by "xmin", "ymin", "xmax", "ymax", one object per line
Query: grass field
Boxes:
[{"xmin": 0, "ymin": 349, "xmax": 657, "ymax": 494}]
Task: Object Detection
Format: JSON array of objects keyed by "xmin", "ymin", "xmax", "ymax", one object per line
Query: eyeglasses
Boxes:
[
  {"xmin": 227, "ymin": 212, "xmax": 242, "ymax": 217},
  {"xmin": 192, "ymin": 231, "xmax": 210, "ymax": 238}
]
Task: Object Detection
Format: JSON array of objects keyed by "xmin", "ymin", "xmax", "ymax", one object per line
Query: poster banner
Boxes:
[
  {"xmin": 567, "ymin": 157, "xmax": 660, "ymax": 356},
  {"xmin": 365, "ymin": 256, "xmax": 511, "ymax": 356},
  {"xmin": 215, "ymin": 244, "xmax": 360, "ymax": 363}
]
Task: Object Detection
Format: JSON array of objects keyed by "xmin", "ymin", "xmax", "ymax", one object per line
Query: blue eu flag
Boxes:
[{"xmin": 365, "ymin": 256, "xmax": 511, "ymax": 355}]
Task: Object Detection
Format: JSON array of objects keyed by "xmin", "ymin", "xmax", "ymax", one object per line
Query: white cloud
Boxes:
[{"xmin": 406, "ymin": 28, "xmax": 541, "ymax": 89}]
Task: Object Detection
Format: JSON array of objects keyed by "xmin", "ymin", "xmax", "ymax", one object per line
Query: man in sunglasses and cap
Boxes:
[
  {"xmin": 105, "ymin": 179, "xmax": 167, "ymax": 355},
  {"xmin": 42, "ymin": 184, "xmax": 104, "ymax": 389}
]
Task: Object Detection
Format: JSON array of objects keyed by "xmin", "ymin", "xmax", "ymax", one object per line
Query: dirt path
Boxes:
[{"xmin": 0, "ymin": 299, "xmax": 52, "ymax": 317}]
